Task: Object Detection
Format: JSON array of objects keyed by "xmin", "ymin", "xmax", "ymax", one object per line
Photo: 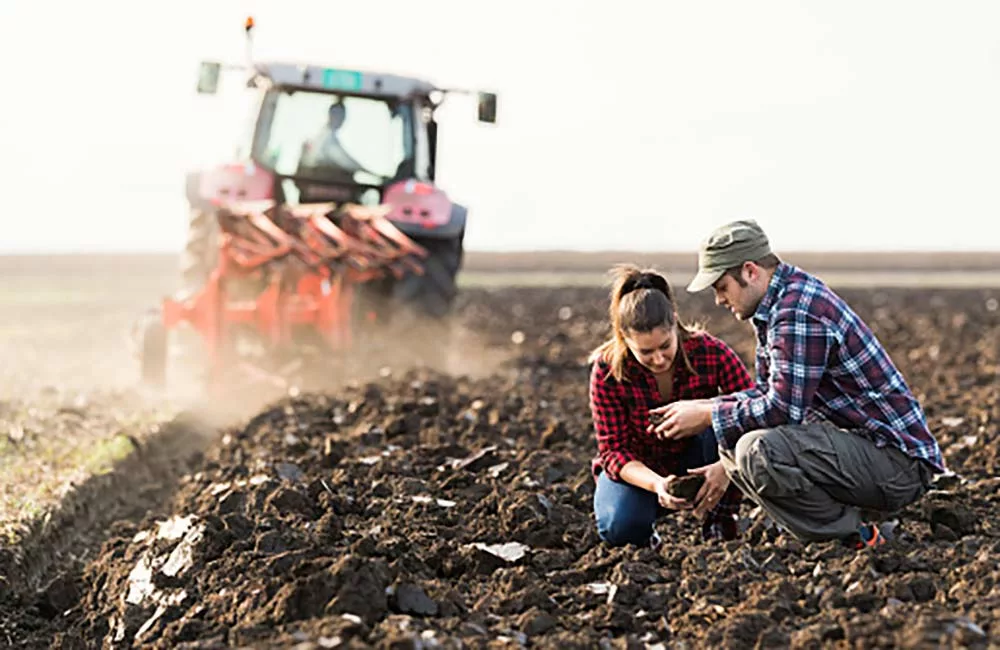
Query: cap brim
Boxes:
[{"xmin": 686, "ymin": 269, "xmax": 725, "ymax": 293}]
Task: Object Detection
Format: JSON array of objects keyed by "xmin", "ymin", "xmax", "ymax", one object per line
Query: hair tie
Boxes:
[{"xmin": 634, "ymin": 275, "xmax": 654, "ymax": 290}]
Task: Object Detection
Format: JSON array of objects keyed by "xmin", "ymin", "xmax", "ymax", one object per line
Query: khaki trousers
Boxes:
[{"xmin": 719, "ymin": 421, "xmax": 934, "ymax": 541}]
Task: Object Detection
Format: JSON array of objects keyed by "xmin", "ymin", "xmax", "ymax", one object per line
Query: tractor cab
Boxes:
[
  {"xmin": 177, "ymin": 20, "xmax": 497, "ymax": 332},
  {"xmin": 194, "ymin": 59, "xmax": 497, "ymax": 211}
]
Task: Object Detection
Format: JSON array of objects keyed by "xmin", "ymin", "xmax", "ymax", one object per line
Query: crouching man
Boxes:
[{"xmin": 649, "ymin": 219, "xmax": 945, "ymax": 548}]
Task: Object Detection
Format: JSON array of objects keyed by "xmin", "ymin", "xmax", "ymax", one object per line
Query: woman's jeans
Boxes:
[{"xmin": 593, "ymin": 427, "xmax": 720, "ymax": 546}]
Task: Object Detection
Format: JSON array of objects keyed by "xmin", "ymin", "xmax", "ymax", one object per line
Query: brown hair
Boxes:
[
  {"xmin": 589, "ymin": 264, "xmax": 700, "ymax": 382},
  {"xmin": 722, "ymin": 253, "xmax": 782, "ymax": 287}
]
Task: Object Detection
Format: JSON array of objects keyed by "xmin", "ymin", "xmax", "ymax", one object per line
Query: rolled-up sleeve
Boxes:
[{"xmin": 589, "ymin": 364, "xmax": 635, "ymax": 481}]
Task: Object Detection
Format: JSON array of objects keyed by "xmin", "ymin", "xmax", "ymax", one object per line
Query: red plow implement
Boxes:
[{"xmin": 141, "ymin": 201, "xmax": 427, "ymax": 390}]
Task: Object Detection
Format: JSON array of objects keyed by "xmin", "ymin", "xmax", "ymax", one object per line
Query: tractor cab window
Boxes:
[{"xmin": 255, "ymin": 90, "xmax": 418, "ymax": 186}]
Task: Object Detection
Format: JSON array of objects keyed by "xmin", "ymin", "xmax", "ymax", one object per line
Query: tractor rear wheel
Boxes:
[
  {"xmin": 392, "ymin": 235, "xmax": 464, "ymax": 320},
  {"xmin": 178, "ymin": 206, "xmax": 220, "ymax": 298}
]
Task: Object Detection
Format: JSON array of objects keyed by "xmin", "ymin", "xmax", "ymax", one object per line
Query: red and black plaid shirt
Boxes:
[{"xmin": 589, "ymin": 332, "xmax": 754, "ymax": 521}]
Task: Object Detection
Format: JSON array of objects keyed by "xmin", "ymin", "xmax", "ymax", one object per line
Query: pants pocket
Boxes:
[
  {"xmin": 876, "ymin": 455, "xmax": 927, "ymax": 512},
  {"xmin": 744, "ymin": 436, "xmax": 815, "ymax": 498}
]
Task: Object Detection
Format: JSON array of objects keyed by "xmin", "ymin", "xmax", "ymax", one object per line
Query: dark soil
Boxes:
[
  {"xmin": 667, "ymin": 475, "xmax": 706, "ymax": 502},
  {"xmin": 4, "ymin": 285, "xmax": 999, "ymax": 649}
]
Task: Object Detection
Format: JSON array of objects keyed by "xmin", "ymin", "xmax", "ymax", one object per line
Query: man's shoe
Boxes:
[
  {"xmin": 844, "ymin": 521, "xmax": 897, "ymax": 549},
  {"xmin": 859, "ymin": 523, "xmax": 887, "ymax": 547}
]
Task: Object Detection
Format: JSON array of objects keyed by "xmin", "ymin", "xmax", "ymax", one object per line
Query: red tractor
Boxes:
[{"xmin": 138, "ymin": 18, "xmax": 497, "ymax": 391}]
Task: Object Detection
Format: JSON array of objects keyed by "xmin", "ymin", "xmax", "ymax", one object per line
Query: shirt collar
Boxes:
[
  {"xmin": 624, "ymin": 351, "xmax": 648, "ymax": 379},
  {"xmin": 752, "ymin": 262, "xmax": 793, "ymax": 323}
]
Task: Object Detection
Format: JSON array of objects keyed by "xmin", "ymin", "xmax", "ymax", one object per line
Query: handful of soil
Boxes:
[{"xmin": 666, "ymin": 474, "xmax": 705, "ymax": 501}]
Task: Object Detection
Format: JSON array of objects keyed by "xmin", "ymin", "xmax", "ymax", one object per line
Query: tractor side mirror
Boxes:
[
  {"xmin": 477, "ymin": 92, "xmax": 497, "ymax": 124},
  {"xmin": 197, "ymin": 61, "xmax": 222, "ymax": 94}
]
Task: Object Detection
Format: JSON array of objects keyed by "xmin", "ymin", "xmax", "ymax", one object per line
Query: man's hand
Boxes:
[
  {"xmin": 689, "ymin": 461, "xmax": 731, "ymax": 518},
  {"xmin": 654, "ymin": 475, "xmax": 694, "ymax": 511},
  {"xmin": 648, "ymin": 400, "xmax": 713, "ymax": 440}
]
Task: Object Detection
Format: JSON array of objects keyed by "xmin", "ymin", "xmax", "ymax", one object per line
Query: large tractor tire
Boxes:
[
  {"xmin": 346, "ymin": 234, "xmax": 463, "ymax": 367},
  {"xmin": 392, "ymin": 234, "xmax": 464, "ymax": 320},
  {"xmin": 178, "ymin": 206, "xmax": 220, "ymax": 299}
]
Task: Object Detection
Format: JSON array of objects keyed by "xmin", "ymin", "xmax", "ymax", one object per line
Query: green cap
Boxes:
[{"xmin": 686, "ymin": 219, "xmax": 772, "ymax": 292}]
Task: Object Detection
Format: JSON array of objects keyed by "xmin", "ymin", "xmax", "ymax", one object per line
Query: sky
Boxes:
[{"xmin": 1, "ymin": 1, "xmax": 998, "ymax": 253}]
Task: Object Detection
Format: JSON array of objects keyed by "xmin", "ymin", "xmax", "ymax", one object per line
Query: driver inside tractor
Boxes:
[
  {"xmin": 299, "ymin": 100, "xmax": 380, "ymax": 183},
  {"xmin": 260, "ymin": 89, "xmax": 422, "ymax": 203}
]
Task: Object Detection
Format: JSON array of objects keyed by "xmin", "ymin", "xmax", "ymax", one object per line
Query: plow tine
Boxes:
[
  {"xmin": 227, "ymin": 232, "xmax": 287, "ymax": 268},
  {"xmin": 247, "ymin": 212, "xmax": 295, "ymax": 252},
  {"xmin": 159, "ymin": 195, "xmax": 440, "ymax": 394},
  {"xmin": 308, "ymin": 213, "xmax": 355, "ymax": 249},
  {"xmin": 367, "ymin": 218, "xmax": 428, "ymax": 276},
  {"xmin": 219, "ymin": 206, "xmax": 302, "ymax": 269},
  {"xmin": 369, "ymin": 216, "xmax": 429, "ymax": 258},
  {"xmin": 293, "ymin": 203, "xmax": 429, "ymax": 280},
  {"xmin": 351, "ymin": 219, "xmax": 427, "ymax": 277},
  {"xmin": 220, "ymin": 198, "xmax": 278, "ymax": 215},
  {"xmin": 307, "ymin": 213, "xmax": 383, "ymax": 271},
  {"xmin": 229, "ymin": 207, "xmax": 330, "ymax": 271},
  {"xmin": 287, "ymin": 203, "xmax": 338, "ymax": 220}
]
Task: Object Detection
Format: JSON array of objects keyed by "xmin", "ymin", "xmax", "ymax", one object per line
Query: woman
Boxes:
[{"xmin": 588, "ymin": 264, "xmax": 754, "ymax": 546}]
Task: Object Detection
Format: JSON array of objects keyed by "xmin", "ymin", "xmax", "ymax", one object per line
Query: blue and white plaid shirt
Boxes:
[{"xmin": 711, "ymin": 262, "xmax": 945, "ymax": 473}]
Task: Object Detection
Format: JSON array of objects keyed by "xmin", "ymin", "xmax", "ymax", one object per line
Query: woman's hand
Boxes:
[
  {"xmin": 647, "ymin": 400, "xmax": 713, "ymax": 440},
  {"xmin": 689, "ymin": 461, "xmax": 731, "ymax": 518},
  {"xmin": 654, "ymin": 475, "xmax": 695, "ymax": 511}
]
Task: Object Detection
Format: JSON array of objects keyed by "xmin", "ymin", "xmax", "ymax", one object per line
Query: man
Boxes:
[
  {"xmin": 648, "ymin": 219, "xmax": 944, "ymax": 548},
  {"xmin": 300, "ymin": 101, "xmax": 376, "ymax": 182}
]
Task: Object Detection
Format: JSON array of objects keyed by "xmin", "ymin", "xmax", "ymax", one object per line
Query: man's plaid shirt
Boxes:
[
  {"xmin": 711, "ymin": 262, "xmax": 945, "ymax": 473},
  {"xmin": 589, "ymin": 332, "xmax": 754, "ymax": 522}
]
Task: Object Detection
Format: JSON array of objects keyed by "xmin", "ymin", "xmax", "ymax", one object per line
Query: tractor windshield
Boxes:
[{"xmin": 253, "ymin": 89, "xmax": 417, "ymax": 187}]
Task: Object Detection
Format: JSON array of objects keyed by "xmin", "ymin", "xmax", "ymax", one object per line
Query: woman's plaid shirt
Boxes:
[{"xmin": 589, "ymin": 332, "xmax": 754, "ymax": 519}]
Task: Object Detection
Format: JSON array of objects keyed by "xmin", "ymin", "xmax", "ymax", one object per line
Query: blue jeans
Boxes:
[{"xmin": 594, "ymin": 428, "xmax": 720, "ymax": 546}]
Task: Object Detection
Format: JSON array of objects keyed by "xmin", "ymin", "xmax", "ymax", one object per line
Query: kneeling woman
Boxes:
[{"xmin": 589, "ymin": 265, "xmax": 753, "ymax": 545}]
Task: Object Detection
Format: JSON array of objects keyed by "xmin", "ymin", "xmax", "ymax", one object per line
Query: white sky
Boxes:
[{"xmin": 1, "ymin": 1, "xmax": 998, "ymax": 253}]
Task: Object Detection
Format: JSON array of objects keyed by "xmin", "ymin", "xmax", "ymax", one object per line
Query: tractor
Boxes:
[{"xmin": 137, "ymin": 17, "xmax": 497, "ymax": 391}]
